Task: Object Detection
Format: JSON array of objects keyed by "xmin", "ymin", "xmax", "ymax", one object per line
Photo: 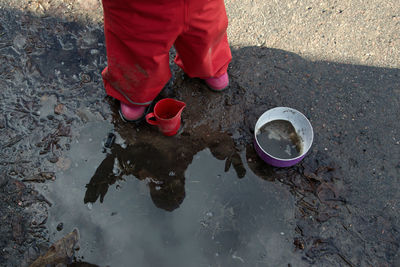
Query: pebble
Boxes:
[
  {"xmin": 56, "ymin": 222, "xmax": 64, "ymax": 231},
  {"xmin": 104, "ymin": 133, "xmax": 115, "ymax": 148},
  {"xmin": 54, "ymin": 104, "xmax": 64, "ymax": 115}
]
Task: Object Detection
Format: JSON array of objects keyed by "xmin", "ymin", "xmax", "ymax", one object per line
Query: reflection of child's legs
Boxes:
[
  {"xmin": 174, "ymin": 0, "xmax": 232, "ymax": 88},
  {"xmin": 101, "ymin": 0, "xmax": 180, "ymax": 110}
]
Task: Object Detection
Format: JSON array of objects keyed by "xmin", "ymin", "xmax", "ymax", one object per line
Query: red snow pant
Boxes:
[{"xmin": 101, "ymin": 0, "xmax": 232, "ymax": 106}]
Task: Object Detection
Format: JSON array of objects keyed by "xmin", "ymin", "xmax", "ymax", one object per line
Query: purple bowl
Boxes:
[{"xmin": 254, "ymin": 107, "xmax": 314, "ymax": 167}]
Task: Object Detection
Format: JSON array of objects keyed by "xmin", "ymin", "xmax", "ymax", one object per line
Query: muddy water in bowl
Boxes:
[
  {"xmin": 256, "ymin": 119, "xmax": 303, "ymax": 159},
  {"xmin": 254, "ymin": 107, "xmax": 313, "ymax": 167}
]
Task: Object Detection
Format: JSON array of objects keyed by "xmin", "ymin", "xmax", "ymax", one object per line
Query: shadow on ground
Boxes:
[{"xmin": 0, "ymin": 6, "xmax": 399, "ymax": 267}]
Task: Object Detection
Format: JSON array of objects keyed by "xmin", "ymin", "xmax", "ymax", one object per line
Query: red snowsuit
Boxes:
[{"xmin": 101, "ymin": 0, "xmax": 232, "ymax": 106}]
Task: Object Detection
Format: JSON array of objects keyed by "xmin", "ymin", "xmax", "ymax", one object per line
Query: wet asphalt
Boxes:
[{"xmin": 0, "ymin": 0, "xmax": 399, "ymax": 266}]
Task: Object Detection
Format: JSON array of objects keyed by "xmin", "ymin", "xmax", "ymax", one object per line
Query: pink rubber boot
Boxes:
[
  {"xmin": 119, "ymin": 102, "xmax": 148, "ymax": 122},
  {"xmin": 204, "ymin": 72, "xmax": 229, "ymax": 91}
]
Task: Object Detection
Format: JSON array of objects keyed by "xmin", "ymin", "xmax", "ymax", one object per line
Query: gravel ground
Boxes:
[{"xmin": 226, "ymin": 0, "xmax": 400, "ymax": 68}]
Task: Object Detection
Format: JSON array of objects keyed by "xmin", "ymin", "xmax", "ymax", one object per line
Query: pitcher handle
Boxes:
[{"xmin": 145, "ymin": 113, "xmax": 158, "ymax": 126}]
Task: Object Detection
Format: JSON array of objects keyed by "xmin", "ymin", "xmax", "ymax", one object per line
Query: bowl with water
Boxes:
[{"xmin": 253, "ymin": 107, "xmax": 313, "ymax": 167}]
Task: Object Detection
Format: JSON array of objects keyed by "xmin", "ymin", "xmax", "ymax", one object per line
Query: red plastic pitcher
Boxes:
[{"xmin": 145, "ymin": 98, "xmax": 186, "ymax": 136}]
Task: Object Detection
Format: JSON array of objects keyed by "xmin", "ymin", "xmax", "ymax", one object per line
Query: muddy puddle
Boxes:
[{"xmin": 35, "ymin": 121, "xmax": 304, "ymax": 266}]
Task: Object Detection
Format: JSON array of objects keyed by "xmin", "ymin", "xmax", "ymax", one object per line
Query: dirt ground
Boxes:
[{"xmin": 0, "ymin": 0, "xmax": 399, "ymax": 266}]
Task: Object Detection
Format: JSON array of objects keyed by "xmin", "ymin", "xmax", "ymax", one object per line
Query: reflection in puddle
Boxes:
[
  {"xmin": 84, "ymin": 130, "xmax": 249, "ymax": 211},
  {"xmin": 84, "ymin": 142, "xmax": 186, "ymax": 211},
  {"xmin": 39, "ymin": 122, "xmax": 301, "ymax": 266}
]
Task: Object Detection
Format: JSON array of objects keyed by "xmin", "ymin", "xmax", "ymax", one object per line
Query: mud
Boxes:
[{"xmin": 0, "ymin": 2, "xmax": 399, "ymax": 267}]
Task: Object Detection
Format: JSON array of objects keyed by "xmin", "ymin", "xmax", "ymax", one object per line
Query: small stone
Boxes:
[
  {"xmin": 40, "ymin": 172, "xmax": 56, "ymax": 180},
  {"xmin": 13, "ymin": 34, "xmax": 26, "ymax": 50},
  {"xmin": 104, "ymin": 133, "xmax": 115, "ymax": 148},
  {"xmin": 56, "ymin": 222, "xmax": 64, "ymax": 231},
  {"xmin": 54, "ymin": 104, "xmax": 64, "ymax": 115},
  {"xmin": 80, "ymin": 73, "xmax": 91, "ymax": 83}
]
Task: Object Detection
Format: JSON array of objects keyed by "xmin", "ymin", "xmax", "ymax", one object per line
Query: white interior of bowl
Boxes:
[{"xmin": 254, "ymin": 107, "xmax": 314, "ymax": 160}]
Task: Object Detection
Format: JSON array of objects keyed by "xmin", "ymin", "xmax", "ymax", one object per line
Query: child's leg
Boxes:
[
  {"xmin": 173, "ymin": 0, "xmax": 232, "ymax": 79},
  {"xmin": 101, "ymin": 0, "xmax": 181, "ymax": 106}
]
